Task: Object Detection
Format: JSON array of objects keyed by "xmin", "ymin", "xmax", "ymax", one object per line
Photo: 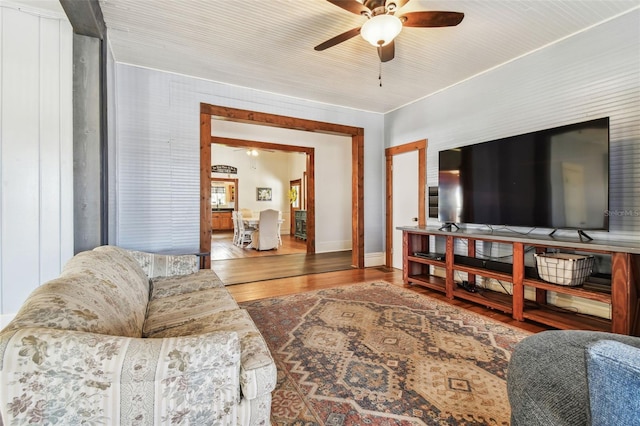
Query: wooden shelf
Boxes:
[
  {"xmin": 452, "ymin": 288, "xmax": 513, "ymax": 314},
  {"xmin": 407, "ymin": 274, "xmax": 446, "ymax": 293},
  {"xmin": 523, "ymin": 278, "xmax": 612, "ymax": 304},
  {"xmin": 522, "ymin": 304, "xmax": 612, "ymax": 332},
  {"xmin": 401, "ymin": 227, "xmax": 640, "ymax": 336},
  {"xmin": 407, "ymin": 255, "xmax": 445, "ymax": 268}
]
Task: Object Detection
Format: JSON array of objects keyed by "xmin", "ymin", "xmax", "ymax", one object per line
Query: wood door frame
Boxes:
[
  {"xmin": 200, "ymin": 103, "xmax": 364, "ymax": 269},
  {"xmin": 385, "ymin": 139, "xmax": 427, "ymax": 268},
  {"xmin": 302, "ymin": 171, "xmax": 307, "ymax": 210}
]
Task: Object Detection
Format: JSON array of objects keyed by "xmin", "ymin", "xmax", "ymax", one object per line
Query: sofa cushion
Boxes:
[
  {"xmin": 66, "ymin": 246, "xmax": 150, "ymax": 332},
  {"xmin": 143, "ymin": 287, "xmax": 239, "ymax": 336},
  {"xmin": 147, "ymin": 309, "xmax": 277, "ymax": 400},
  {"xmin": 586, "ymin": 340, "xmax": 640, "ymax": 426},
  {"xmin": 4, "ymin": 247, "xmax": 150, "ymax": 337},
  {"xmin": 126, "ymin": 250, "xmax": 199, "ymax": 278},
  {"xmin": 508, "ymin": 330, "xmax": 640, "ymax": 426},
  {"xmin": 150, "ymin": 270, "xmax": 225, "ymax": 300},
  {"xmin": 0, "ymin": 327, "xmax": 241, "ymax": 425},
  {"xmin": 3, "ymin": 274, "xmax": 141, "ymax": 337}
]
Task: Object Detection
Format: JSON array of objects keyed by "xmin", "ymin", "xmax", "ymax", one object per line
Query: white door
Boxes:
[{"xmin": 392, "ymin": 151, "xmax": 419, "ymax": 269}]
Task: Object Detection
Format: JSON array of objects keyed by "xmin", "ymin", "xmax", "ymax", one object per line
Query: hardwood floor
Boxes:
[
  {"xmin": 211, "ymin": 251, "xmax": 354, "ymax": 285},
  {"xmin": 211, "ymin": 231, "xmax": 306, "ymax": 260},
  {"xmin": 227, "ymin": 267, "xmax": 550, "ymax": 334},
  {"xmin": 210, "ymin": 230, "xmax": 354, "ymax": 284}
]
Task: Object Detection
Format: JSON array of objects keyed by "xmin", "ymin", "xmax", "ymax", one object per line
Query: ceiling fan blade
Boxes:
[
  {"xmin": 385, "ymin": 0, "xmax": 411, "ymax": 11},
  {"xmin": 314, "ymin": 27, "xmax": 361, "ymax": 51},
  {"xmin": 326, "ymin": 0, "xmax": 370, "ymax": 15},
  {"xmin": 399, "ymin": 11, "xmax": 464, "ymax": 27},
  {"xmin": 378, "ymin": 41, "xmax": 395, "ymax": 62}
]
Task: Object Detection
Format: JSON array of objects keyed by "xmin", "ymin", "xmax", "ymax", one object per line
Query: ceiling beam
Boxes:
[{"xmin": 59, "ymin": 0, "xmax": 106, "ymax": 39}]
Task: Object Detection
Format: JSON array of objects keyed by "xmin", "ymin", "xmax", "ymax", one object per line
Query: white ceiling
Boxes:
[{"xmin": 31, "ymin": 0, "xmax": 640, "ymax": 113}]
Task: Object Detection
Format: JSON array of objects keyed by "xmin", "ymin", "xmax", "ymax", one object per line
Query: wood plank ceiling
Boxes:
[
  {"xmin": 98, "ymin": 0, "xmax": 639, "ymax": 113},
  {"xmin": 25, "ymin": 0, "xmax": 640, "ymax": 113}
]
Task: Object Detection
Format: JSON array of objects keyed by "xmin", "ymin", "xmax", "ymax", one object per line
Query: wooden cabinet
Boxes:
[
  {"xmin": 212, "ymin": 211, "xmax": 233, "ymax": 231},
  {"xmin": 401, "ymin": 227, "xmax": 640, "ymax": 336},
  {"xmin": 294, "ymin": 210, "xmax": 307, "ymax": 240}
]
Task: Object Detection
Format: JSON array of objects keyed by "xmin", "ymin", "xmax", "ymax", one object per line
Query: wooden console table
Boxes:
[{"xmin": 399, "ymin": 226, "xmax": 640, "ymax": 336}]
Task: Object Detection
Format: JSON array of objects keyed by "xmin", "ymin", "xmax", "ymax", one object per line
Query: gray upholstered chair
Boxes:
[{"xmin": 507, "ymin": 330, "xmax": 640, "ymax": 426}]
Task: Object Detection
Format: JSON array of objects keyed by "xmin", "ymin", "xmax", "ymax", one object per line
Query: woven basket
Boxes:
[{"xmin": 534, "ymin": 252, "xmax": 595, "ymax": 286}]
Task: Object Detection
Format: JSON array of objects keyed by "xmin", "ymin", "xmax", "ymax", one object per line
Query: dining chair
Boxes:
[
  {"xmin": 276, "ymin": 211, "xmax": 283, "ymax": 246},
  {"xmin": 231, "ymin": 211, "xmax": 240, "ymax": 246},
  {"xmin": 240, "ymin": 208, "xmax": 254, "ymax": 220},
  {"xmin": 252, "ymin": 209, "xmax": 279, "ymax": 251},
  {"xmin": 236, "ymin": 212, "xmax": 256, "ymax": 248}
]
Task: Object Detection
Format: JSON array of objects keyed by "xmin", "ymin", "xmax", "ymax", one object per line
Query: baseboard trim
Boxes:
[{"xmin": 365, "ymin": 252, "xmax": 385, "ymax": 267}]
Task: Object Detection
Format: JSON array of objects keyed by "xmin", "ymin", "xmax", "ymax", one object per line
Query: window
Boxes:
[{"xmin": 211, "ymin": 186, "xmax": 226, "ymax": 206}]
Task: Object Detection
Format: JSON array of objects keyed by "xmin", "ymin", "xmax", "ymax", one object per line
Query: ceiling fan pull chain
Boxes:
[{"xmin": 379, "ymin": 56, "xmax": 383, "ymax": 87}]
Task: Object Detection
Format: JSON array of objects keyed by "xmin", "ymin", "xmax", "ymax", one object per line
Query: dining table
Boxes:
[{"xmin": 243, "ymin": 217, "xmax": 284, "ymax": 228}]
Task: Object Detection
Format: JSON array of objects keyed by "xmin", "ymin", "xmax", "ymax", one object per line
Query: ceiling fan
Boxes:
[{"xmin": 314, "ymin": 0, "xmax": 464, "ymax": 62}]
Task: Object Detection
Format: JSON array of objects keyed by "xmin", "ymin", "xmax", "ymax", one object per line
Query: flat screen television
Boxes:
[{"xmin": 438, "ymin": 117, "xmax": 609, "ymax": 231}]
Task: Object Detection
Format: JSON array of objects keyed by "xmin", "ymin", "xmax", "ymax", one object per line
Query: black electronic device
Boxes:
[
  {"xmin": 484, "ymin": 260, "xmax": 512, "ymax": 274},
  {"xmin": 438, "ymin": 117, "xmax": 609, "ymax": 231},
  {"xmin": 457, "ymin": 280, "xmax": 477, "ymax": 293},
  {"xmin": 413, "ymin": 252, "xmax": 445, "ymax": 261},
  {"xmin": 453, "ymin": 254, "xmax": 485, "ymax": 268}
]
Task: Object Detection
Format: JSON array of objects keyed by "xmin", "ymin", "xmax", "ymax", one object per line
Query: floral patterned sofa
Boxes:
[{"xmin": 0, "ymin": 245, "xmax": 276, "ymax": 425}]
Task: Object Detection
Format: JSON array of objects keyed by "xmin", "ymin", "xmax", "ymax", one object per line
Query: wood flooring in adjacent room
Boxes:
[
  {"xmin": 210, "ymin": 231, "xmax": 354, "ymax": 285},
  {"xmin": 211, "ymin": 231, "xmax": 307, "ymax": 260},
  {"xmin": 211, "ymin": 251, "xmax": 354, "ymax": 285}
]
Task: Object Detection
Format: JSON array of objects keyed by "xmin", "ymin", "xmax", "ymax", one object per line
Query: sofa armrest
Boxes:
[
  {"xmin": 126, "ymin": 250, "xmax": 199, "ymax": 278},
  {"xmin": 586, "ymin": 340, "xmax": 640, "ymax": 426},
  {"xmin": 0, "ymin": 328, "xmax": 241, "ymax": 425}
]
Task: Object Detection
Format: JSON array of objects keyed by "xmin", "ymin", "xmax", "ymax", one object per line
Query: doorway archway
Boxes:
[
  {"xmin": 200, "ymin": 103, "xmax": 364, "ymax": 269},
  {"xmin": 211, "ymin": 136, "xmax": 315, "ymax": 253},
  {"xmin": 385, "ymin": 140, "xmax": 427, "ymax": 268}
]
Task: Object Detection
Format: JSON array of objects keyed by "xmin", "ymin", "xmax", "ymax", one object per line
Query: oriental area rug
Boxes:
[{"xmin": 241, "ymin": 281, "xmax": 532, "ymax": 426}]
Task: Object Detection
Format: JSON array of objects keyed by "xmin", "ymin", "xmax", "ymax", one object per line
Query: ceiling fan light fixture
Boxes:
[
  {"xmin": 360, "ymin": 14, "xmax": 402, "ymax": 47},
  {"xmin": 246, "ymin": 149, "xmax": 259, "ymax": 156}
]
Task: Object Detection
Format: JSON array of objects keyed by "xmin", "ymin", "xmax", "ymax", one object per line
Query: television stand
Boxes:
[
  {"xmin": 577, "ymin": 230, "xmax": 593, "ymax": 241},
  {"xmin": 399, "ymin": 226, "xmax": 640, "ymax": 336},
  {"xmin": 439, "ymin": 222, "xmax": 459, "ymax": 231},
  {"xmin": 548, "ymin": 229, "xmax": 594, "ymax": 242}
]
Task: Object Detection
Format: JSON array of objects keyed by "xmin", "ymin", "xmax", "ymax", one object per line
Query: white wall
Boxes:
[
  {"xmin": 114, "ymin": 64, "xmax": 383, "ymax": 253},
  {"xmin": 0, "ymin": 2, "xmax": 74, "ymax": 322},
  {"xmin": 385, "ymin": 10, "xmax": 640, "ymax": 242},
  {"xmin": 211, "ymin": 121, "xmax": 352, "ymax": 252}
]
